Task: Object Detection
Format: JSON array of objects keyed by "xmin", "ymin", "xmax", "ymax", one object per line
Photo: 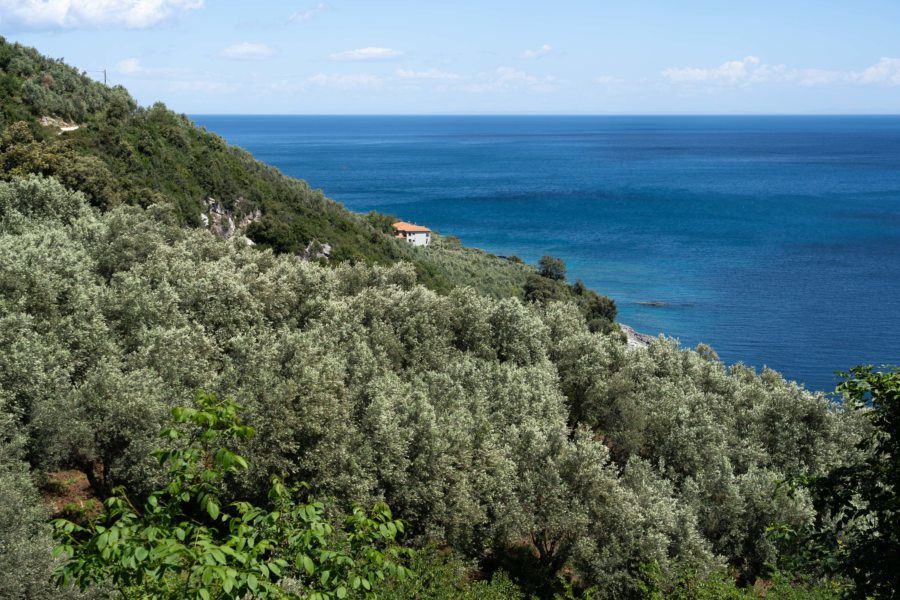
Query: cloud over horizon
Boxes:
[
  {"xmin": 663, "ymin": 56, "xmax": 900, "ymax": 87},
  {"xmin": 0, "ymin": 0, "xmax": 203, "ymax": 29},
  {"xmin": 329, "ymin": 47, "xmax": 402, "ymax": 61},
  {"xmin": 522, "ymin": 44, "xmax": 552, "ymax": 59},
  {"xmin": 308, "ymin": 73, "xmax": 384, "ymax": 89},
  {"xmin": 7, "ymin": 1, "xmax": 897, "ymax": 114},
  {"xmin": 395, "ymin": 68, "xmax": 460, "ymax": 80},
  {"xmin": 461, "ymin": 66, "xmax": 558, "ymax": 93}
]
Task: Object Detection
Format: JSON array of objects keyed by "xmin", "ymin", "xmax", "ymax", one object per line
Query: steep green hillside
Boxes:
[
  {"xmin": 0, "ymin": 37, "xmax": 403, "ymax": 260},
  {"xmin": 0, "ymin": 37, "xmax": 558, "ymax": 301}
]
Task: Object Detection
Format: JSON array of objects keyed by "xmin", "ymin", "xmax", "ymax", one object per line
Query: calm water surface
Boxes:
[{"xmin": 192, "ymin": 115, "xmax": 900, "ymax": 393}]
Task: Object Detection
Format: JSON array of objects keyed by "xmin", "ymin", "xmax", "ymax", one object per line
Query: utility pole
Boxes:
[{"xmin": 103, "ymin": 69, "xmax": 107, "ymax": 85}]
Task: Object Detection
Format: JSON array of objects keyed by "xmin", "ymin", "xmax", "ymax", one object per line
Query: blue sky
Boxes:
[{"xmin": 2, "ymin": 0, "xmax": 900, "ymax": 114}]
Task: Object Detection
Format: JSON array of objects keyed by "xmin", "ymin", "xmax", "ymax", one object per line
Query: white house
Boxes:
[{"xmin": 392, "ymin": 221, "xmax": 432, "ymax": 247}]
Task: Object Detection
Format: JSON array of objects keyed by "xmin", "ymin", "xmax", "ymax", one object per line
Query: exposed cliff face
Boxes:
[
  {"xmin": 201, "ymin": 197, "xmax": 260, "ymax": 246},
  {"xmin": 38, "ymin": 116, "xmax": 80, "ymax": 132},
  {"xmin": 299, "ymin": 240, "xmax": 332, "ymax": 261},
  {"xmin": 200, "ymin": 198, "xmax": 332, "ymax": 260}
]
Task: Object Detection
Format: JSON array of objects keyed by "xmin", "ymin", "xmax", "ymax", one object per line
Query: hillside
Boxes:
[{"xmin": 0, "ymin": 38, "xmax": 563, "ymax": 300}]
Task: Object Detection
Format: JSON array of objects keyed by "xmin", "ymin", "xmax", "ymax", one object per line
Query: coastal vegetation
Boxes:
[{"xmin": 0, "ymin": 38, "xmax": 896, "ymax": 599}]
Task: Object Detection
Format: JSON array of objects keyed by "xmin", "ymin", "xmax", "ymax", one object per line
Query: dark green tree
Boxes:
[
  {"xmin": 364, "ymin": 212, "xmax": 398, "ymax": 234},
  {"xmin": 571, "ymin": 280, "xmax": 617, "ymax": 332},
  {"xmin": 807, "ymin": 366, "xmax": 900, "ymax": 598},
  {"xmin": 523, "ymin": 273, "xmax": 566, "ymax": 304},
  {"xmin": 538, "ymin": 256, "xmax": 566, "ymax": 281}
]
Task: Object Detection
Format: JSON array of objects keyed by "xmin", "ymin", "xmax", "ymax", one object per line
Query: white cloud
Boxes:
[
  {"xmin": 496, "ymin": 66, "xmax": 539, "ymax": 84},
  {"xmin": 329, "ymin": 47, "xmax": 402, "ymax": 61},
  {"xmin": 497, "ymin": 66, "xmax": 556, "ymax": 90},
  {"xmin": 663, "ymin": 56, "xmax": 765, "ymax": 84},
  {"xmin": 522, "ymin": 44, "xmax": 552, "ymax": 59},
  {"xmin": 0, "ymin": 0, "xmax": 203, "ymax": 29},
  {"xmin": 111, "ymin": 57, "xmax": 219, "ymax": 92},
  {"xmin": 395, "ymin": 68, "xmax": 460, "ymax": 80},
  {"xmin": 663, "ymin": 56, "xmax": 900, "ymax": 87},
  {"xmin": 794, "ymin": 68, "xmax": 849, "ymax": 87},
  {"xmin": 858, "ymin": 57, "xmax": 900, "ymax": 85},
  {"xmin": 308, "ymin": 73, "xmax": 384, "ymax": 90},
  {"xmin": 221, "ymin": 42, "xmax": 275, "ymax": 60},
  {"xmin": 115, "ymin": 57, "xmax": 143, "ymax": 75},
  {"xmin": 289, "ymin": 2, "xmax": 326, "ymax": 22},
  {"xmin": 113, "ymin": 57, "xmax": 186, "ymax": 77},
  {"xmin": 462, "ymin": 66, "xmax": 557, "ymax": 93}
]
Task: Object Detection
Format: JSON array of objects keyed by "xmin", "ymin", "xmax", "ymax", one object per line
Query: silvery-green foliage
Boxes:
[
  {"xmin": 446, "ymin": 287, "xmax": 501, "ymax": 359},
  {"xmin": 0, "ymin": 174, "xmax": 94, "ymax": 234},
  {"xmin": 0, "ymin": 174, "xmax": 860, "ymax": 595},
  {"xmin": 0, "ymin": 403, "xmax": 55, "ymax": 599},
  {"xmin": 0, "ymin": 402, "xmax": 92, "ymax": 599},
  {"xmin": 552, "ymin": 332, "xmax": 860, "ymax": 581},
  {"xmin": 488, "ymin": 297, "xmax": 549, "ymax": 365}
]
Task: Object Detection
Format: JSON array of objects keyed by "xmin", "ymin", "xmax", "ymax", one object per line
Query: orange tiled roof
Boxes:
[{"xmin": 392, "ymin": 221, "xmax": 431, "ymax": 233}]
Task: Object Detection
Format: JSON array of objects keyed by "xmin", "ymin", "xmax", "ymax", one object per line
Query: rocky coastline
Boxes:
[{"xmin": 620, "ymin": 323, "xmax": 655, "ymax": 349}]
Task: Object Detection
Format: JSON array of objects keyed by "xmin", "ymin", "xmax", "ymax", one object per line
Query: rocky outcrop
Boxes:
[
  {"xmin": 201, "ymin": 197, "xmax": 261, "ymax": 246},
  {"xmin": 620, "ymin": 323, "xmax": 655, "ymax": 349},
  {"xmin": 298, "ymin": 241, "xmax": 332, "ymax": 261},
  {"xmin": 39, "ymin": 116, "xmax": 80, "ymax": 133},
  {"xmin": 200, "ymin": 197, "xmax": 332, "ymax": 259}
]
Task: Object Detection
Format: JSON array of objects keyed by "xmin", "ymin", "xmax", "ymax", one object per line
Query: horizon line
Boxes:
[{"xmin": 186, "ymin": 112, "xmax": 900, "ymax": 117}]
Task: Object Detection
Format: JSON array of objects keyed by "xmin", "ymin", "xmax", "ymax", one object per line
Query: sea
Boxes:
[{"xmin": 192, "ymin": 115, "xmax": 900, "ymax": 393}]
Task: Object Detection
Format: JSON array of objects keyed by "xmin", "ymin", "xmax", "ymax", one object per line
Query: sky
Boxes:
[{"xmin": 2, "ymin": 0, "xmax": 900, "ymax": 114}]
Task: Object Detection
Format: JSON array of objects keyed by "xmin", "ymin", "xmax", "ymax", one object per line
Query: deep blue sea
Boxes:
[{"xmin": 192, "ymin": 115, "xmax": 900, "ymax": 393}]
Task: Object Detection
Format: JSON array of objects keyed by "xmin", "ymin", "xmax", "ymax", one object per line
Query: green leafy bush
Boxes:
[
  {"xmin": 380, "ymin": 547, "xmax": 524, "ymax": 600},
  {"xmin": 783, "ymin": 366, "xmax": 900, "ymax": 598},
  {"xmin": 53, "ymin": 392, "xmax": 413, "ymax": 599}
]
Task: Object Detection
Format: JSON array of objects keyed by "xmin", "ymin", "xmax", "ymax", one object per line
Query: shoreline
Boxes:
[{"xmin": 620, "ymin": 323, "xmax": 655, "ymax": 349}]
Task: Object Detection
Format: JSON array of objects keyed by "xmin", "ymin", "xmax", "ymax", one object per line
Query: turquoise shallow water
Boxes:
[{"xmin": 193, "ymin": 115, "xmax": 900, "ymax": 393}]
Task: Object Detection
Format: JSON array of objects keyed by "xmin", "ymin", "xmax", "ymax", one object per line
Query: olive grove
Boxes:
[{"xmin": 0, "ymin": 175, "xmax": 863, "ymax": 597}]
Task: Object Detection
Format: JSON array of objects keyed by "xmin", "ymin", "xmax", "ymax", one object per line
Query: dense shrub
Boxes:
[
  {"xmin": 0, "ymin": 39, "xmax": 126, "ymax": 123},
  {"xmin": 538, "ymin": 255, "xmax": 567, "ymax": 281},
  {"xmin": 0, "ymin": 402, "xmax": 91, "ymax": 599},
  {"xmin": 54, "ymin": 392, "xmax": 413, "ymax": 599}
]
